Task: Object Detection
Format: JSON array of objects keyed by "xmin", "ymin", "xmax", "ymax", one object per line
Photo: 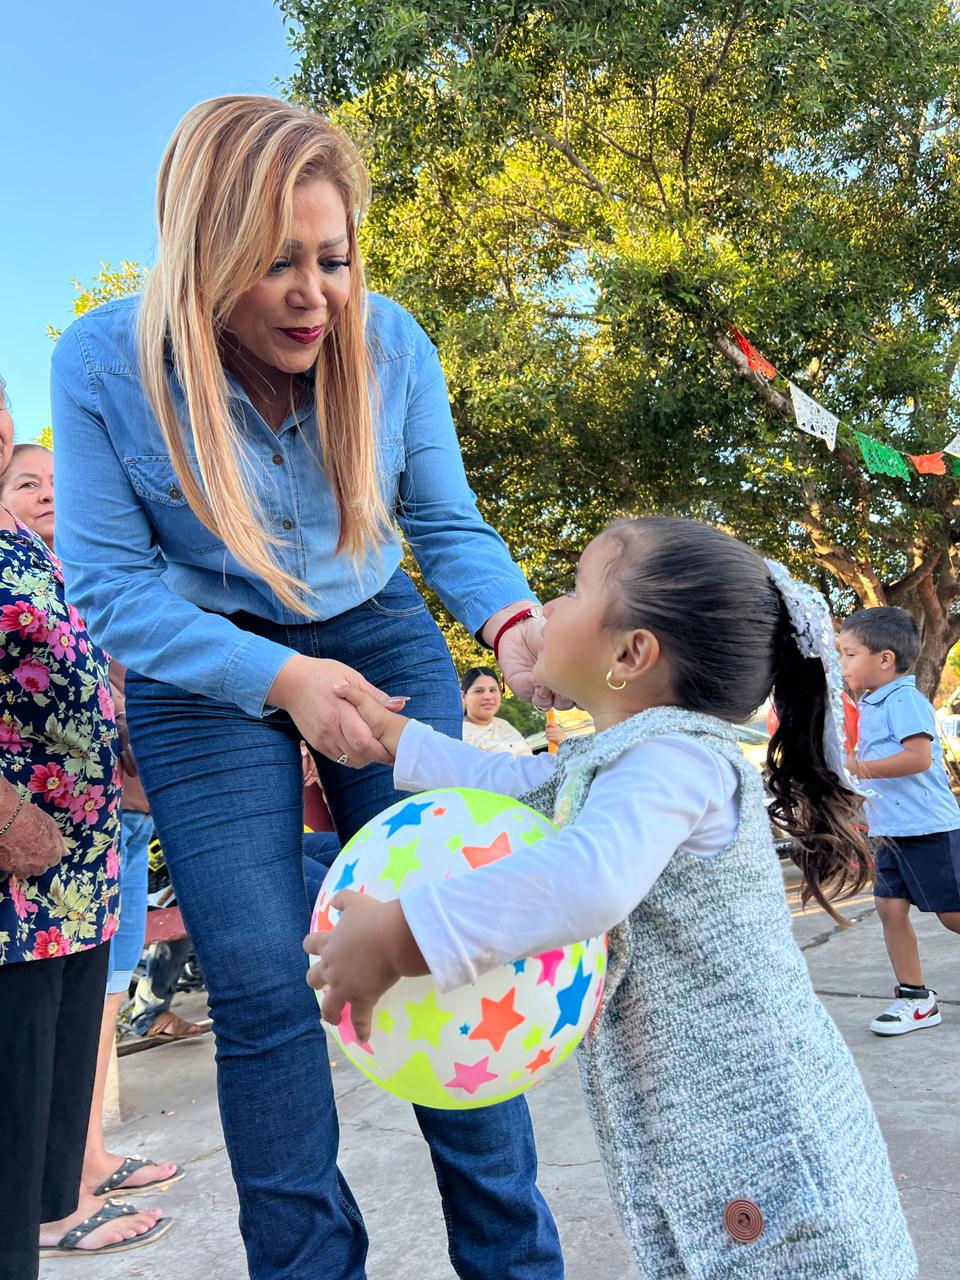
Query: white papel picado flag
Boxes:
[{"xmin": 788, "ymin": 381, "xmax": 839, "ymax": 452}]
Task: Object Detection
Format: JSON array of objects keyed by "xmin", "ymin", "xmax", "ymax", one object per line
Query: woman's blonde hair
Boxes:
[{"xmin": 138, "ymin": 95, "xmax": 389, "ymax": 613}]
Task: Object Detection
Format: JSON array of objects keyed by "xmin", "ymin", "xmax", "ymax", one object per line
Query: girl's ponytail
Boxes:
[
  {"xmin": 600, "ymin": 520, "xmax": 871, "ymax": 923},
  {"xmin": 765, "ymin": 600, "xmax": 871, "ymax": 923}
]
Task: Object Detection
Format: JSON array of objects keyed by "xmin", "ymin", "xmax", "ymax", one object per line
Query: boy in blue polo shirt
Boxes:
[{"xmin": 839, "ymin": 607, "xmax": 960, "ymax": 1035}]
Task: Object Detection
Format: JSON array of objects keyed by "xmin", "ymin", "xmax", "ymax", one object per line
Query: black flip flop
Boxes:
[
  {"xmin": 39, "ymin": 1201, "xmax": 173, "ymax": 1257},
  {"xmin": 92, "ymin": 1156, "xmax": 185, "ymax": 1197}
]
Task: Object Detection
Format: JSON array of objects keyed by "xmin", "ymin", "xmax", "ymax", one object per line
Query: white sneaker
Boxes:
[{"xmin": 869, "ymin": 986, "xmax": 941, "ymax": 1036}]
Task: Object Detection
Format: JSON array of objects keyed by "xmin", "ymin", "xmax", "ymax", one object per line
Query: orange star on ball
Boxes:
[
  {"xmin": 461, "ymin": 830, "xmax": 512, "ymax": 869},
  {"xmin": 468, "ymin": 987, "xmax": 525, "ymax": 1052},
  {"xmin": 525, "ymin": 1047, "xmax": 555, "ymax": 1074}
]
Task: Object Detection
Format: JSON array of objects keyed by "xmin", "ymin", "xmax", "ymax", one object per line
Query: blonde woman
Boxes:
[{"xmin": 51, "ymin": 97, "xmax": 563, "ymax": 1280}]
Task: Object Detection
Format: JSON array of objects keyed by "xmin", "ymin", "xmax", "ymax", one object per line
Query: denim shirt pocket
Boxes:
[
  {"xmin": 376, "ymin": 435, "xmax": 405, "ymax": 517},
  {"xmin": 651, "ymin": 1135, "xmax": 826, "ymax": 1278},
  {"xmin": 377, "ymin": 435, "xmax": 405, "ymax": 478},
  {"xmin": 123, "ymin": 455, "xmax": 226, "ymax": 554}
]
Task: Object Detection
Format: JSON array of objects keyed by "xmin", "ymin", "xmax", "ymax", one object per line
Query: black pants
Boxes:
[{"xmin": 0, "ymin": 943, "xmax": 108, "ymax": 1280}]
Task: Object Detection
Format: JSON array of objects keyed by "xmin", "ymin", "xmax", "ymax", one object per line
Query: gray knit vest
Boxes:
[{"xmin": 521, "ymin": 706, "xmax": 916, "ymax": 1280}]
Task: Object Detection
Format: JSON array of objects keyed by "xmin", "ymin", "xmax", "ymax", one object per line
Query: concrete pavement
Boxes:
[{"xmin": 41, "ymin": 871, "xmax": 958, "ymax": 1279}]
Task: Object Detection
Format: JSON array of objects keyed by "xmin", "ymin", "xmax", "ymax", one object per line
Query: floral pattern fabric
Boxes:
[{"xmin": 0, "ymin": 520, "xmax": 120, "ymax": 963}]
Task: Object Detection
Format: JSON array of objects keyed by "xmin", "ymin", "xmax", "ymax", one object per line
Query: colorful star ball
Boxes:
[{"xmin": 309, "ymin": 788, "xmax": 606, "ymax": 1109}]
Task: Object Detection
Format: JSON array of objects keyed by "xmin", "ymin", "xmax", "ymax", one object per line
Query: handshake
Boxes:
[{"xmin": 330, "ymin": 683, "xmax": 410, "ymax": 765}]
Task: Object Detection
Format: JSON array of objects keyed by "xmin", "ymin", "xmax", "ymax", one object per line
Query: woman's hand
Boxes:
[
  {"xmin": 331, "ymin": 683, "xmax": 408, "ymax": 761},
  {"xmin": 268, "ymin": 655, "xmax": 407, "ymax": 768},
  {"xmin": 305, "ymin": 891, "xmax": 426, "ymax": 1042},
  {"xmin": 110, "ymin": 667, "xmax": 138, "ymax": 777},
  {"xmin": 544, "ymin": 721, "xmax": 567, "ymax": 747},
  {"xmin": 301, "ymin": 741, "xmax": 321, "ymax": 789},
  {"xmin": 0, "ymin": 792, "xmax": 69, "ymax": 879},
  {"xmin": 115, "ymin": 712, "xmax": 139, "ymax": 777},
  {"xmin": 495, "ymin": 618, "xmax": 575, "ymax": 712}
]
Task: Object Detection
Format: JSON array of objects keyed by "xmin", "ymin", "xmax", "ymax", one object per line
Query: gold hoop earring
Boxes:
[{"xmin": 605, "ymin": 669, "xmax": 627, "ymax": 691}]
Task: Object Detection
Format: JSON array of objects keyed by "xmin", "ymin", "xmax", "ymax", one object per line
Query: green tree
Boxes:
[
  {"xmin": 41, "ymin": 264, "xmax": 147, "ymax": 447},
  {"xmin": 282, "ymin": 0, "xmax": 960, "ymax": 694},
  {"xmin": 48, "ymin": 262, "xmax": 147, "ymax": 339}
]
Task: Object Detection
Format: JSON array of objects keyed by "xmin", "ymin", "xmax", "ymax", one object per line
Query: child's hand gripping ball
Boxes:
[{"xmin": 306, "ymin": 788, "xmax": 606, "ymax": 1109}]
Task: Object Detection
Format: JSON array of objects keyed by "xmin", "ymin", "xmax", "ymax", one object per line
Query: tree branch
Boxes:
[
  {"xmin": 545, "ymin": 309, "xmax": 611, "ymax": 324},
  {"xmin": 795, "ymin": 505, "xmax": 886, "ymax": 603},
  {"xmin": 566, "ymin": 114, "xmax": 648, "ymax": 164},
  {"xmin": 679, "ymin": 2, "xmax": 745, "ymax": 207},
  {"xmin": 887, "ymin": 548, "xmax": 941, "ymax": 598},
  {"xmin": 528, "ymin": 126, "xmax": 610, "ymax": 197},
  {"xmin": 490, "ymin": 19, "xmax": 517, "ymax": 58},
  {"xmin": 647, "ymin": 81, "xmax": 670, "ymax": 212},
  {"xmin": 709, "ymin": 331, "xmax": 793, "ymax": 416}
]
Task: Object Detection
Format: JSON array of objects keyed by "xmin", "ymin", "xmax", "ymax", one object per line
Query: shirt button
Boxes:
[
  {"xmin": 168, "ymin": 485, "xmax": 182, "ymax": 500},
  {"xmin": 723, "ymin": 1198, "xmax": 764, "ymax": 1243},
  {"xmin": 272, "ymin": 453, "xmax": 283, "ymax": 465},
  {"xmin": 281, "ymin": 518, "xmax": 293, "ymax": 531}
]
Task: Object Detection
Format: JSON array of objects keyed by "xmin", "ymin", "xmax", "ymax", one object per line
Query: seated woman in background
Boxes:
[{"xmin": 461, "ymin": 666, "xmax": 564, "ymax": 755}]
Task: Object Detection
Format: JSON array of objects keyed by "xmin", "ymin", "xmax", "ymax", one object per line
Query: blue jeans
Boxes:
[
  {"xmin": 124, "ymin": 571, "xmax": 562, "ymax": 1280},
  {"xmin": 105, "ymin": 810, "xmax": 152, "ymax": 996}
]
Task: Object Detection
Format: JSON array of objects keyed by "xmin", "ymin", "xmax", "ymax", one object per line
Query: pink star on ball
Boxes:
[
  {"xmin": 445, "ymin": 1057, "xmax": 498, "ymax": 1095},
  {"xmin": 338, "ymin": 1004, "xmax": 374, "ymax": 1055},
  {"xmin": 535, "ymin": 948, "xmax": 564, "ymax": 987}
]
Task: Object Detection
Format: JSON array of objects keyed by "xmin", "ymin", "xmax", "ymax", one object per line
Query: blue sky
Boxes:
[{"xmin": 1, "ymin": 1, "xmax": 298, "ymax": 439}]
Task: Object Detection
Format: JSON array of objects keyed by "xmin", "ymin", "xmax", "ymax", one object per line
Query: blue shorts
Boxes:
[{"xmin": 873, "ymin": 829, "xmax": 960, "ymax": 912}]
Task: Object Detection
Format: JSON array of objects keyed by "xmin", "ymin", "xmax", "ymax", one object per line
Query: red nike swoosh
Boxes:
[{"xmin": 914, "ymin": 1006, "xmax": 938, "ymax": 1020}]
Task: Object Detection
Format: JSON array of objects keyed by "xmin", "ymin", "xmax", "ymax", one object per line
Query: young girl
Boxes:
[{"xmin": 306, "ymin": 517, "xmax": 917, "ymax": 1279}]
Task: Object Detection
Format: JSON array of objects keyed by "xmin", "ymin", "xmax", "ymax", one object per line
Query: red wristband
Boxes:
[{"xmin": 492, "ymin": 605, "xmax": 544, "ymax": 664}]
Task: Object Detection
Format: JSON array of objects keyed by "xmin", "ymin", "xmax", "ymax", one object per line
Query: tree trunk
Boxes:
[
  {"xmin": 888, "ymin": 561, "xmax": 960, "ymax": 702},
  {"xmin": 908, "ymin": 610, "xmax": 954, "ymax": 701}
]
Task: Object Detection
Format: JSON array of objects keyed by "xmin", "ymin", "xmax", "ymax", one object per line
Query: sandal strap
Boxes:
[
  {"xmin": 147, "ymin": 1010, "xmax": 195, "ymax": 1036},
  {"xmin": 92, "ymin": 1155, "xmax": 152, "ymax": 1196},
  {"xmin": 59, "ymin": 1200, "xmax": 139, "ymax": 1248}
]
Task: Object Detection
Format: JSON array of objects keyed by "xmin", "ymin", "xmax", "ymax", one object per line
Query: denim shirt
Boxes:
[
  {"xmin": 50, "ymin": 294, "xmax": 531, "ymax": 716},
  {"xmin": 857, "ymin": 674, "xmax": 960, "ymax": 837}
]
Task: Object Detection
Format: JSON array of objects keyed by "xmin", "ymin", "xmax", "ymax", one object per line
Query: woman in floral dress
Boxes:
[{"xmin": 0, "ymin": 375, "xmax": 169, "ymax": 1279}]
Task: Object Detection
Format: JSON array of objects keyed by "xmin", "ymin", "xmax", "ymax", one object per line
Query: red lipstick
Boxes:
[{"xmin": 280, "ymin": 327, "xmax": 323, "ymax": 344}]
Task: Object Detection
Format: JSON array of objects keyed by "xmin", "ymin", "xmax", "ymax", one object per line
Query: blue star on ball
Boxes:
[
  {"xmin": 512, "ymin": 959, "xmax": 527, "ymax": 974},
  {"xmin": 459, "ymin": 1023, "xmax": 471, "ymax": 1036},
  {"xmin": 382, "ymin": 800, "xmax": 433, "ymax": 836},
  {"xmin": 549, "ymin": 961, "xmax": 591, "ymax": 1037},
  {"xmin": 334, "ymin": 859, "xmax": 358, "ymax": 892}
]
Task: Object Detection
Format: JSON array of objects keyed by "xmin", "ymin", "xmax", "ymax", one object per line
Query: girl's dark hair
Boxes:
[
  {"xmin": 602, "ymin": 517, "xmax": 870, "ymax": 922},
  {"xmin": 460, "ymin": 666, "xmax": 500, "ymax": 695}
]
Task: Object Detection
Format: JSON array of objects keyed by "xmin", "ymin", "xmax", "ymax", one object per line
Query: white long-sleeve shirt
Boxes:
[
  {"xmin": 395, "ymin": 720, "xmax": 740, "ymax": 990},
  {"xmin": 461, "ymin": 715, "xmax": 533, "ymax": 755}
]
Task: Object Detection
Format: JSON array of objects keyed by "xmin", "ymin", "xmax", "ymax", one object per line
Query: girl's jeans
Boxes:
[{"xmin": 124, "ymin": 571, "xmax": 562, "ymax": 1280}]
